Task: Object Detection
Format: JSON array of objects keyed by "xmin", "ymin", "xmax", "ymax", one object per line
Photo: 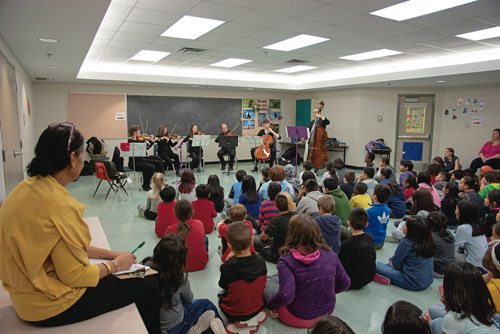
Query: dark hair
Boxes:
[
  {"xmin": 261, "ymin": 167, "xmax": 270, "ymax": 181},
  {"xmin": 374, "ymin": 184, "xmax": 391, "ymax": 203},
  {"xmin": 236, "ymin": 169, "xmax": 247, "ymax": 182},
  {"xmin": 195, "ymin": 184, "xmax": 210, "ymax": 198},
  {"xmin": 174, "ymin": 200, "xmax": 193, "ymax": 237},
  {"xmin": 457, "ymin": 200, "xmax": 484, "ymax": 237},
  {"xmin": 207, "ymin": 174, "xmax": 224, "ymax": 198},
  {"xmin": 348, "ymin": 207, "xmax": 368, "ymax": 230},
  {"xmin": 227, "ymin": 221, "xmax": 251, "ymax": 252},
  {"xmin": 241, "ymin": 175, "xmax": 259, "ymax": 204},
  {"xmin": 301, "ymin": 170, "xmax": 316, "ymax": 185},
  {"xmin": 344, "ymin": 171, "xmax": 355, "ymax": 183},
  {"xmin": 461, "ymin": 176, "xmax": 477, "ymax": 191},
  {"xmin": 444, "ymin": 182, "xmax": 460, "ymax": 201},
  {"xmin": 310, "ymin": 316, "xmax": 354, "ymax": 334},
  {"xmin": 281, "ymin": 214, "xmax": 329, "ymax": 254},
  {"xmin": 381, "ymin": 157, "xmax": 390, "ymax": 166},
  {"xmin": 157, "ymin": 124, "xmax": 168, "ymax": 137},
  {"xmin": 365, "ymin": 152, "xmax": 375, "ymax": 162},
  {"xmin": 160, "ymin": 185, "xmax": 176, "ymax": 202},
  {"xmin": 462, "ymin": 168, "xmax": 475, "ymax": 178},
  {"xmin": 178, "ymin": 170, "xmax": 196, "ymax": 194},
  {"xmin": 354, "ymin": 182, "xmax": 368, "ymax": 195},
  {"xmin": 275, "ymin": 194, "xmax": 289, "ymax": 212},
  {"xmin": 427, "ymin": 163, "xmax": 441, "ymax": 177},
  {"xmin": 317, "ymin": 195, "xmax": 335, "ymax": 213},
  {"xmin": 399, "ymin": 160, "xmax": 414, "ymax": 171},
  {"xmin": 363, "ymin": 167, "xmax": 375, "ymax": 179},
  {"xmin": 410, "ymin": 188, "xmax": 436, "ymax": 214},
  {"xmin": 152, "ymin": 234, "xmax": 188, "ymax": 307},
  {"xmin": 27, "ymin": 124, "xmax": 85, "ymax": 177},
  {"xmin": 382, "ymin": 301, "xmax": 430, "ymax": 334},
  {"xmin": 404, "ymin": 175, "xmax": 419, "ymax": 190},
  {"xmin": 451, "ymin": 169, "xmax": 464, "ymax": 180},
  {"xmin": 426, "ymin": 211, "xmax": 449, "ymax": 238},
  {"xmin": 333, "ymin": 158, "xmax": 345, "ymax": 169},
  {"xmin": 405, "ymin": 216, "xmax": 434, "ymax": 258},
  {"xmin": 268, "ymin": 182, "xmax": 281, "ymax": 201},
  {"xmin": 324, "ymin": 175, "xmax": 339, "ymax": 191},
  {"xmin": 387, "ymin": 181, "xmax": 401, "ymax": 195},
  {"xmin": 325, "ymin": 161, "xmax": 336, "ymax": 177},
  {"xmin": 431, "ymin": 156, "xmax": 445, "ymax": 168},
  {"xmin": 493, "ymin": 222, "xmax": 500, "ymax": 238},
  {"xmin": 443, "ymin": 262, "xmax": 495, "ymax": 326},
  {"xmin": 445, "ymin": 147, "xmax": 455, "ymax": 157},
  {"xmin": 303, "ymin": 160, "xmax": 313, "ymax": 171},
  {"xmin": 484, "ymin": 170, "xmax": 500, "ymax": 183},
  {"xmin": 305, "ymin": 179, "xmax": 319, "ymax": 192},
  {"xmin": 417, "ymin": 171, "xmax": 431, "ymax": 186},
  {"xmin": 128, "ymin": 125, "xmax": 140, "ymax": 137},
  {"xmin": 487, "ymin": 189, "xmax": 500, "ymax": 207},
  {"xmin": 438, "ymin": 171, "xmax": 450, "ymax": 181},
  {"xmin": 228, "ymin": 204, "xmax": 247, "ymax": 221},
  {"xmin": 380, "ymin": 167, "xmax": 393, "ymax": 179}
]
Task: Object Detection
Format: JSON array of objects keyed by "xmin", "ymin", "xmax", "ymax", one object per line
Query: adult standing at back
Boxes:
[
  {"xmin": 0, "ymin": 123, "xmax": 160, "ymax": 333},
  {"xmin": 470, "ymin": 128, "xmax": 500, "ymax": 172}
]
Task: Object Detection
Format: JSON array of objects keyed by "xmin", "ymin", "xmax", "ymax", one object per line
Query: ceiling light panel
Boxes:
[
  {"xmin": 456, "ymin": 26, "xmax": 500, "ymax": 41},
  {"xmin": 161, "ymin": 15, "xmax": 225, "ymax": 40},
  {"xmin": 210, "ymin": 58, "xmax": 253, "ymax": 68},
  {"xmin": 370, "ymin": 0, "xmax": 477, "ymax": 21},
  {"xmin": 340, "ymin": 49, "xmax": 402, "ymax": 61},
  {"xmin": 129, "ymin": 50, "xmax": 170, "ymax": 62},
  {"xmin": 274, "ymin": 65, "xmax": 317, "ymax": 73},
  {"xmin": 264, "ymin": 34, "xmax": 329, "ymax": 51}
]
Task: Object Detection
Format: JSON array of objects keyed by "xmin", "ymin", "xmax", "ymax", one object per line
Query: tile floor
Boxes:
[{"xmin": 71, "ymin": 163, "xmax": 443, "ymax": 334}]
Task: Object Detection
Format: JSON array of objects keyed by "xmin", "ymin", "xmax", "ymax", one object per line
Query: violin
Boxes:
[
  {"xmin": 254, "ymin": 130, "xmax": 273, "ymax": 161},
  {"xmin": 224, "ymin": 123, "xmax": 240, "ymax": 136}
]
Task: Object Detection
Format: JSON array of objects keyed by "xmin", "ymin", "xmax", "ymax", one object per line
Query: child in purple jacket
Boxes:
[{"xmin": 263, "ymin": 214, "xmax": 350, "ymax": 328}]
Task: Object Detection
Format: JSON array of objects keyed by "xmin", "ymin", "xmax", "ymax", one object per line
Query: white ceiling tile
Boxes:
[
  {"xmin": 256, "ymin": 0, "xmax": 323, "ymax": 17},
  {"xmin": 213, "ymin": 22, "xmax": 266, "ymax": 36},
  {"xmin": 233, "ymin": 10, "xmax": 294, "ymax": 27},
  {"xmin": 151, "ymin": 36, "xmax": 190, "ymax": 46},
  {"xmin": 112, "ymin": 0, "xmax": 138, "ymax": 6},
  {"xmin": 274, "ymin": 18, "xmax": 325, "ymax": 34},
  {"xmin": 135, "ymin": 0, "xmax": 201, "ymax": 13},
  {"xmin": 104, "ymin": 4, "xmax": 133, "ymax": 20},
  {"xmin": 127, "ymin": 8, "xmax": 181, "ymax": 25},
  {"xmin": 94, "ymin": 29, "xmax": 117, "ymax": 40},
  {"xmin": 188, "ymin": 1, "xmax": 250, "ymax": 21},
  {"xmin": 113, "ymin": 30, "xmax": 156, "ymax": 43},
  {"xmin": 119, "ymin": 21, "xmax": 166, "ymax": 35},
  {"xmin": 108, "ymin": 39, "xmax": 149, "ymax": 50},
  {"xmin": 209, "ymin": 0, "xmax": 267, "ymax": 8},
  {"xmin": 99, "ymin": 18, "xmax": 124, "ymax": 30},
  {"xmin": 198, "ymin": 32, "xmax": 242, "ymax": 44},
  {"xmin": 186, "ymin": 39, "xmax": 228, "ymax": 50}
]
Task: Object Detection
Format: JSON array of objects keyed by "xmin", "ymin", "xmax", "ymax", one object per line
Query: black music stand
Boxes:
[
  {"xmin": 218, "ymin": 136, "xmax": 238, "ymax": 175},
  {"xmin": 286, "ymin": 126, "xmax": 309, "ymax": 176}
]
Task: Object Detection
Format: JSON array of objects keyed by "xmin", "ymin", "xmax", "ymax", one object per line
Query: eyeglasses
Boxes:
[{"xmin": 48, "ymin": 122, "xmax": 75, "ymax": 152}]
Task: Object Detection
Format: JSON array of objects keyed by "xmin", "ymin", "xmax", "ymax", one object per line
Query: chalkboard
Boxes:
[{"xmin": 127, "ymin": 95, "xmax": 242, "ymax": 136}]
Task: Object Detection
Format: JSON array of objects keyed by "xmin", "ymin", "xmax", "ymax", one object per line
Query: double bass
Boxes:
[{"xmin": 306, "ymin": 101, "xmax": 329, "ymax": 169}]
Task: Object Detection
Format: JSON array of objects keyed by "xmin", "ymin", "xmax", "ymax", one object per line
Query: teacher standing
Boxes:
[
  {"xmin": 470, "ymin": 128, "xmax": 500, "ymax": 172},
  {"xmin": 0, "ymin": 123, "xmax": 161, "ymax": 333}
]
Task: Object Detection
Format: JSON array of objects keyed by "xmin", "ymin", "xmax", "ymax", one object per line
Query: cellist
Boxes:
[{"xmin": 251, "ymin": 119, "xmax": 281, "ymax": 172}]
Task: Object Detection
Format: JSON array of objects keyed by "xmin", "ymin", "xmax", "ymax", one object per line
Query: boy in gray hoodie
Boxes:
[{"xmin": 295, "ymin": 179, "xmax": 322, "ymax": 215}]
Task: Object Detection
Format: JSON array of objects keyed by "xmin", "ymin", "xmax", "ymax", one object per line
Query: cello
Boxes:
[
  {"xmin": 254, "ymin": 131, "xmax": 273, "ymax": 161},
  {"xmin": 307, "ymin": 101, "xmax": 329, "ymax": 169}
]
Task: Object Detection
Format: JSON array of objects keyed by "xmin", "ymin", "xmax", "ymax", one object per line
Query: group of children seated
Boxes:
[{"xmin": 134, "ymin": 149, "xmax": 500, "ymax": 334}]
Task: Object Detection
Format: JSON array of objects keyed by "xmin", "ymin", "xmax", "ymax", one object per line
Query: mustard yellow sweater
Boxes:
[{"xmin": 0, "ymin": 176, "xmax": 99, "ymax": 321}]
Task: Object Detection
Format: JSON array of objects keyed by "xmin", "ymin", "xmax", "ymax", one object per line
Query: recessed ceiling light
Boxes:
[
  {"xmin": 264, "ymin": 34, "xmax": 329, "ymax": 52},
  {"xmin": 370, "ymin": 0, "xmax": 477, "ymax": 21},
  {"xmin": 456, "ymin": 26, "xmax": 500, "ymax": 41},
  {"xmin": 129, "ymin": 50, "xmax": 170, "ymax": 62},
  {"xmin": 210, "ymin": 58, "xmax": 253, "ymax": 68},
  {"xmin": 38, "ymin": 37, "xmax": 58, "ymax": 43},
  {"xmin": 161, "ymin": 15, "xmax": 225, "ymax": 40},
  {"xmin": 340, "ymin": 49, "xmax": 402, "ymax": 61},
  {"xmin": 436, "ymin": 80, "xmax": 446, "ymax": 83},
  {"xmin": 274, "ymin": 65, "xmax": 317, "ymax": 73}
]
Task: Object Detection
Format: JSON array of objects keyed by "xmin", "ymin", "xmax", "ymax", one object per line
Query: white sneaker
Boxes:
[{"xmin": 187, "ymin": 310, "xmax": 215, "ymax": 334}]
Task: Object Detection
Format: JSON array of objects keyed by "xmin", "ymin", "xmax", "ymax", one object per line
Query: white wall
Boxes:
[
  {"xmin": 0, "ymin": 35, "xmax": 35, "ymax": 201},
  {"xmin": 33, "ymin": 82, "xmax": 296, "ymax": 163}
]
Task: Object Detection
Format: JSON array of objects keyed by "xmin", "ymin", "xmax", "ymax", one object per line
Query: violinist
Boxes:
[
  {"xmin": 156, "ymin": 125, "xmax": 181, "ymax": 176},
  {"xmin": 182, "ymin": 124, "xmax": 203, "ymax": 172},
  {"xmin": 251, "ymin": 119, "xmax": 280, "ymax": 172},
  {"xmin": 128, "ymin": 125, "xmax": 164, "ymax": 191},
  {"xmin": 215, "ymin": 122, "xmax": 236, "ymax": 171}
]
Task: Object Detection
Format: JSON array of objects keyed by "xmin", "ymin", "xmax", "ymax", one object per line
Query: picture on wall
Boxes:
[
  {"xmin": 258, "ymin": 113, "xmax": 267, "ymax": 126},
  {"xmin": 242, "ymin": 119, "xmax": 255, "ymax": 129},
  {"xmin": 404, "ymin": 105, "xmax": 426, "ymax": 134},
  {"xmin": 243, "ymin": 109, "xmax": 255, "ymax": 119},
  {"xmin": 257, "ymin": 99, "xmax": 268, "ymax": 112},
  {"xmin": 269, "ymin": 111, "xmax": 282, "ymax": 122},
  {"xmin": 243, "ymin": 98, "xmax": 256, "ymax": 110},
  {"xmin": 269, "ymin": 99, "xmax": 281, "ymax": 109}
]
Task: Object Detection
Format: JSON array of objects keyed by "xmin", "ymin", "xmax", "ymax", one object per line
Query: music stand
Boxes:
[
  {"xmin": 286, "ymin": 126, "xmax": 309, "ymax": 175},
  {"xmin": 218, "ymin": 136, "xmax": 239, "ymax": 175},
  {"xmin": 173, "ymin": 139, "xmax": 187, "ymax": 176},
  {"xmin": 120, "ymin": 142, "xmax": 147, "ymax": 192},
  {"xmin": 192, "ymin": 135, "xmax": 211, "ymax": 172}
]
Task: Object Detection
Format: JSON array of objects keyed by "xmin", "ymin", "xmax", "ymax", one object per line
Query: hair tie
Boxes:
[{"xmin": 491, "ymin": 241, "xmax": 500, "ymax": 271}]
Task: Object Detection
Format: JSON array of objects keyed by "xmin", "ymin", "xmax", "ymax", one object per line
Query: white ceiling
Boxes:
[{"xmin": 1, "ymin": 0, "xmax": 500, "ymax": 90}]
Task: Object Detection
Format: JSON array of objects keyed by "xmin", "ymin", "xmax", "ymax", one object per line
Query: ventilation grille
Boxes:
[
  {"xmin": 177, "ymin": 47, "xmax": 208, "ymax": 55},
  {"xmin": 285, "ymin": 59, "xmax": 309, "ymax": 64},
  {"xmin": 35, "ymin": 77, "xmax": 48, "ymax": 81}
]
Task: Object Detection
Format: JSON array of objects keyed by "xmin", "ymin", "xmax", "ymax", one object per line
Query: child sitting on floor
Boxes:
[
  {"xmin": 217, "ymin": 204, "xmax": 256, "ymax": 263},
  {"xmin": 155, "ymin": 185, "xmax": 177, "ymax": 237},
  {"xmin": 399, "ymin": 159, "xmax": 416, "ymax": 189},
  {"xmin": 257, "ymin": 182, "xmax": 281, "ymax": 232},
  {"xmin": 349, "ymin": 182, "xmax": 372, "ymax": 209},
  {"xmin": 138, "ymin": 172, "xmax": 165, "ymax": 220},
  {"xmin": 364, "ymin": 184, "xmax": 391, "ymax": 249},
  {"xmin": 358, "ymin": 167, "xmax": 378, "ymax": 198},
  {"xmin": 192, "ymin": 184, "xmax": 217, "ymax": 234},
  {"xmin": 315, "ymin": 195, "xmax": 342, "ymax": 253},
  {"xmin": 382, "ymin": 301, "xmax": 430, "ymax": 334}
]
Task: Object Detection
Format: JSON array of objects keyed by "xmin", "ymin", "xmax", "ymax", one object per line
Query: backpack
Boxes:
[
  {"xmin": 365, "ymin": 138, "xmax": 388, "ymax": 153},
  {"xmin": 279, "ymin": 147, "xmax": 302, "ymax": 165},
  {"xmin": 86, "ymin": 137, "xmax": 108, "ymax": 159}
]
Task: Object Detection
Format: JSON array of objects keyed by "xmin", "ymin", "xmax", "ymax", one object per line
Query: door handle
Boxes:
[{"xmin": 13, "ymin": 150, "xmax": 23, "ymax": 157}]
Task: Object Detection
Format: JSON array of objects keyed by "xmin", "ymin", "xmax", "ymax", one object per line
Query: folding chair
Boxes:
[{"xmin": 93, "ymin": 161, "xmax": 128, "ymax": 200}]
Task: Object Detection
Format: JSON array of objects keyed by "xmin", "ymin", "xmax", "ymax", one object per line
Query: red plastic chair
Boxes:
[{"xmin": 93, "ymin": 161, "xmax": 128, "ymax": 200}]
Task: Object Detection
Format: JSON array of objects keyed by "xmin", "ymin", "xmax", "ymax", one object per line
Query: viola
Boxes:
[{"xmin": 254, "ymin": 131, "xmax": 273, "ymax": 161}]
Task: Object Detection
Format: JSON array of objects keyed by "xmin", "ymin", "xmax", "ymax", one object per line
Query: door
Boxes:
[
  {"xmin": 0, "ymin": 52, "xmax": 23, "ymax": 194},
  {"xmin": 395, "ymin": 95, "xmax": 435, "ymax": 171}
]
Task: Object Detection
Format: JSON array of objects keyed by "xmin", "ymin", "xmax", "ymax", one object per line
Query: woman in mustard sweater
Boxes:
[{"xmin": 0, "ymin": 123, "xmax": 161, "ymax": 333}]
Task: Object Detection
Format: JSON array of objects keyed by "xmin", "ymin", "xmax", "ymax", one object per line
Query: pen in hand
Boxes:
[{"xmin": 131, "ymin": 241, "xmax": 145, "ymax": 254}]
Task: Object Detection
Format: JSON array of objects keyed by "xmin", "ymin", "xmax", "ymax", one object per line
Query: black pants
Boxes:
[
  {"xmin": 470, "ymin": 157, "xmax": 500, "ymax": 173},
  {"xmin": 160, "ymin": 152, "xmax": 180, "ymax": 172},
  {"xmin": 30, "ymin": 275, "xmax": 161, "ymax": 334},
  {"xmin": 189, "ymin": 148, "xmax": 202, "ymax": 169},
  {"xmin": 251, "ymin": 147, "xmax": 276, "ymax": 167},
  {"xmin": 217, "ymin": 147, "xmax": 235, "ymax": 166},
  {"xmin": 129, "ymin": 157, "xmax": 164, "ymax": 189}
]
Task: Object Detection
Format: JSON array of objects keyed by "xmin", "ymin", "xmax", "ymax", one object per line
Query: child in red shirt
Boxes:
[
  {"xmin": 218, "ymin": 204, "xmax": 256, "ymax": 262},
  {"xmin": 155, "ymin": 186, "xmax": 178, "ymax": 237},
  {"xmin": 192, "ymin": 184, "xmax": 217, "ymax": 234},
  {"xmin": 166, "ymin": 199, "xmax": 208, "ymax": 272}
]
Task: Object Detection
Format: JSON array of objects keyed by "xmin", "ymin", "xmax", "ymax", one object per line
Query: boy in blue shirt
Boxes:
[
  {"xmin": 225, "ymin": 170, "xmax": 247, "ymax": 207},
  {"xmin": 364, "ymin": 184, "xmax": 391, "ymax": 249}
]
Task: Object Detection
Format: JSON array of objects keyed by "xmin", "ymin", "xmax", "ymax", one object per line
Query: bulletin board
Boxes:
[{"xmin": 67, "ymin": 93, "xmax": 127, "ymax": 139}]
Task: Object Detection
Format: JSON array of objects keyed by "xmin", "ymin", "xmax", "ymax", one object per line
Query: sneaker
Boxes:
[
  {"xmin": 385, "ymin": 235, "xmax": 400, "ymax": 243},
  {"xmin": 229, "ymin": 165, "xmax": 234, "ymax": 171},
  {"xmin": 210, "ymin": 318, "xmax": 227, "ymax": 334},
  {"xmin": 234, "ymin": 311, "xmax": 267, "ymax": 328},
  {"xmin": 186, "ymin": 310, "xmax": 215, "ymax": 334},
  {"xmin": 225, "ymin": 323, "xmax": 259, "ymax": 334},
  {"xmin": 137, "ymin": 205, "xmax": 145, "ymax": 217},
  {"xmin": 251, "ymin": 166, "xmax": 258, "ymax": 172},
  {"xmin": 373, "ymin": 273, "xmax": 391, "ymax": 285}
]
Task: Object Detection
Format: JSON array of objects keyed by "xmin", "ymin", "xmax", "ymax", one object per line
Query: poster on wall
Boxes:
[
  {"xmin": 258, "ymin": 113, "xmax": 267, "ymax": 126},
  {"xmin": 269, "ymin": 110, "xmax": 282, "ymax": 122},
  {"xmin": 256, "ymin": 99, "xmax": 268, "ymax": 112},
  {"xmin": 242, "ymin": 120, "xmax": 255, "ymax": 129},
  {"xmin": 269, "ymin": 99, "xmax": 281, "ymax": 109},
  {"xmin": 243, "ymin": 98, "xmax": 256, "ymax": 110},
  {"xmin": 404, "ymin": 105, "xmax": 426, "ymax": 134},
  {"xmin": 471, "ymin": 116, "xmax": 484, "ymax": 126},
  {"xmin": 242, "ymin": 109, "xmax": 255, "ymax": 119}
]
